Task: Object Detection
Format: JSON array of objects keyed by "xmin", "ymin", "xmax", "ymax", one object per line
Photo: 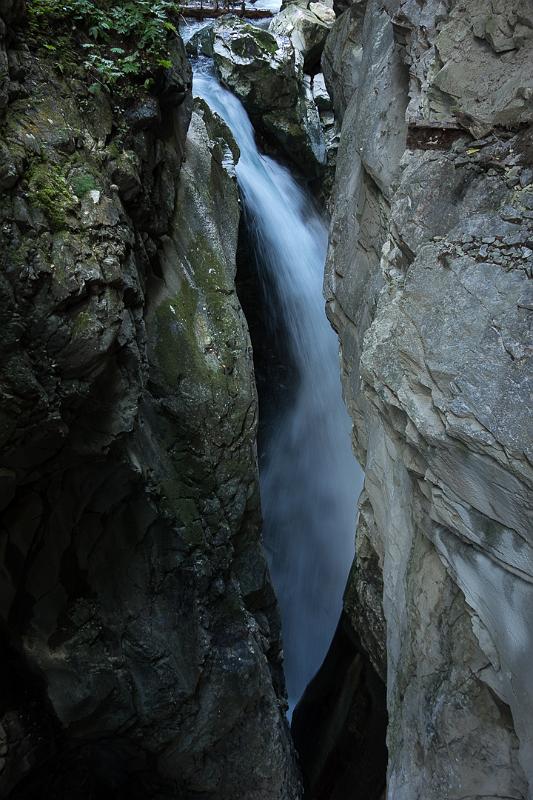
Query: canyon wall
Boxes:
[
  {"xmin": 0, "ymin": 4, "xmax": 301, "ymax": 797},
  {"xmin": 320, "ymin": 0, "xmax": 533, "ymax": 797},
  {"xmin": 2, "ymin": 0, "xmax": 533, "ymax": 797}
]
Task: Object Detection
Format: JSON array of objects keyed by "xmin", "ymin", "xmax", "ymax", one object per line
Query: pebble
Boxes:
[
  {"xmin": 503, "ymin": 233, "xmax": 524, "ymax": 246},
  {"xmin": 520, "ymin": 168, "xmax": 533, "ymax": 188}
]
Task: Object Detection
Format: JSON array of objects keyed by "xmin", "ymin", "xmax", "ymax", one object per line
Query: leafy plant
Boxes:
[{"xmin": 28, "ymin": 0, "xmax": 179, "ymax": 86}]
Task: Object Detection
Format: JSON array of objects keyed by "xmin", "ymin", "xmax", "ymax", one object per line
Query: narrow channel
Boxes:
[{"xmin": 192, "ymin": 60, "xmax": 363, "ymax": 712}]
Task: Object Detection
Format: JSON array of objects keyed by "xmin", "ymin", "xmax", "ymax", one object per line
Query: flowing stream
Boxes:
[{"xmin": 193, "ymin": 64, "xmax": 363, "ymax": 711}]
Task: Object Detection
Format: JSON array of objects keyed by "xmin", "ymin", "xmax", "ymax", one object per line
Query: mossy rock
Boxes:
[
  {"xmin": 27, "ymin": 161, "xmax": 76, "ymax": 229},
  {"xmin": 69, "ymin": 171, "xmax": 98, "ymax": 198}
]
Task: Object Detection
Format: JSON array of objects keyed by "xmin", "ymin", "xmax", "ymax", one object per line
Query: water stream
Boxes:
[{"xmin": 192, "ymin": 64, "xmax": 363, "ymax": 711}]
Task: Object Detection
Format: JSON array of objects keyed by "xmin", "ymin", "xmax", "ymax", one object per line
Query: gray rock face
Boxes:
[
  {"xmin": 321, "ymin": 0, "xmax": 533, "ymax": 796},
  {"xmin": 321, "ymin": 0, "xmax": 366, "ymax": 120},
  {"xmin": 269, "ymin": 1, "xmax": 335, "ymax": 70},
  {"xmin": 0, "ymin": 11, "xmax": 302, "ymax": 800},
  {"xmin": 389, "ymin": 0, "xmax": 533, "ymax": 137},
  {"xmin": 212, "ymin": 15, "xmax": 326, "ymax": 173}
]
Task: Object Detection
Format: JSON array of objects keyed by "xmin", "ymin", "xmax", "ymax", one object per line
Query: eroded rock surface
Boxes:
[
  {"xmin": 305, "ymin": 0, "xmax": 533, "ymax": 797},
  {"xmin": 269, "ymin": 1, "xmax": 335, "ymax": 70},
  {"xmin": 212, "ymin": 15, "xmax": 326, "ymax": 173},
  {"xmin": 0, "ymin": 7, "xmax": 301, "ymax": 799}
]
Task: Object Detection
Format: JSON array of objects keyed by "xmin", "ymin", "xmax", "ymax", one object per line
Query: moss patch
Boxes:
[
  {"xmin": 70, "ymin": 171, "xmax": 97, "ymax": 198},
  {"xmin": 27, "ymin": 162, "xmax": 76, "ymax": 230},
  {"xmin": 154, "ymin": 234, "xmax": 240, "ymax": 392},
  {"xmin": 71, "ymin": 308, "xmax": 93, "ymax": 335},
  {"xmin": 241, "ymin": 24, "xmax": 279, "ymax": 55}
]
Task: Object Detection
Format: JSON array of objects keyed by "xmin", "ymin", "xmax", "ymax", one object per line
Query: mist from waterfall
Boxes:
[{"xmin": 193, "ymin": 67, "xmax": 363, "ymax": 710}]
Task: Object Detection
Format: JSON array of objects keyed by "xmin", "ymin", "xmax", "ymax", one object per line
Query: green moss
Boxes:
[
  {"xmin": 231, "ymin": 26, "xmax": 279, "ymax": 59},
  {"xmin": 10, "ymin": 239, "xmax": 33, "ymax": 270},
  {"xmin": 70, "ymin": 172, "xmax": 97, "ymax": 197},
  {"xmin": 27, "ymin": 162, "xmax": 75, "ymax": 230},
  {"xmin": 154, "ymin": 234, "xmax": 240, "ymax": 391},
  {"xmin": 249, "ymin": 27, "xmax": 279, "ymax": 55},
  {"xmin": 71, "ymin": 308, "xmax": 92, "ymax": 334},
  {"xmin": 155, "ymin": 281, "xmax": 198, "ymax": 389},
  {"xmin": 106, "ymin": 141, "xmax": 122, "ymax": 159},
  {"xmin": 233, "ymin": 23, "xmax": 279, "ymax": 55}
]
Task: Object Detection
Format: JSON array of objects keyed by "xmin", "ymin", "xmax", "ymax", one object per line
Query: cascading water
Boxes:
[{"xmin": 193, "ymin": 65, "xmax": 363, "ymax": 710}]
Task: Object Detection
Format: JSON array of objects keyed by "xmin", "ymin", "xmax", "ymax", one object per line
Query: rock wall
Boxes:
[
  {"xmin": 0, "ymin": 5, "xmax": 301, "ymax": 798},
  {"xmin": 320, "ymin": 0, "xmax": 533, "ymax": 797}
]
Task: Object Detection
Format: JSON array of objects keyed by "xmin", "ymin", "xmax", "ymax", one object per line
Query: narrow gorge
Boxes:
[{"xmin": 0, "ymin": 0, "xmax": 532, "ymax": 799}]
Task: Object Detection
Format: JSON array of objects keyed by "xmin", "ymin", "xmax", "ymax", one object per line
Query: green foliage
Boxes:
[{"xmin": 28, "ymin": 0, "xmax": 178, "ymax": 86}]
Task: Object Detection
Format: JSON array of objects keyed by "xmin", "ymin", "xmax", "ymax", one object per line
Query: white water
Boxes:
[{"xmin": 194, "ymin": 68, "xmax": 363, "ymax": 710}]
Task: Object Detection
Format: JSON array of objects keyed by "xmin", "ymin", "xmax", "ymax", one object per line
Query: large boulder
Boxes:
[
  {"xmin": 186, "ymin": 21, "xmax": 215, "ymax": 57},
  {"xmin": 269, "ymin": 1, "xmax": 335, "ymax": 70},
  {"xmin": 212, "ymin": 16, "xmax": 326, "ymax": 174}
]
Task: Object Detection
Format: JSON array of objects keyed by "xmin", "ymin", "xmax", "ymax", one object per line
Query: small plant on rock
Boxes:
[{"xmin": 28, "ymin": 0, "xmax": 179, "ymax": 87}]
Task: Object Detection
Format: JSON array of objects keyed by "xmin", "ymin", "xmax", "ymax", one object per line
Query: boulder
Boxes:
[
  {"xmin": 269, "ymin": 1, "xmax": 335, "ymax": 70},
  {"xmin": 212, "ymin": 16, "xmax": 326, "ymax": 173},
  {"xmin": 186, "ymin": 22, "xmax": 215, "ymax": 57}
]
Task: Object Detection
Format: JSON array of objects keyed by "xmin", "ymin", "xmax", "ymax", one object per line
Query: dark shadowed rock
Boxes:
[
  {"xmin": 292, "ymin": 614, "xmax": 387, "ymax": 800},
  {"xmin": 0, "ymin": 9, "xmax": 302, "ymax": 799}
]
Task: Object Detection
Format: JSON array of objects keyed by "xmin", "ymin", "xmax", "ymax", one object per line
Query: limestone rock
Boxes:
[
  {"xmin": 212, "ymin": 15, "xmax": 326, "ymax": 173},
  {"xmin": 389, "ymin": 0, "xmax": 533, "ymax": 137},
  {"xmin": 311, "ymin": 73, "xmax": 338, "ymax": 202},
  {"xmin": 269, "ymin": 1, "xmax": 335, "ymax": 70},
  {"xmin": 302, "ymin": 0, "xmax": 533, "ymax": 797},
  {"xmin": 321, "ymin": 0, "xmax": 367, "ymax": 120},
  {"xmin": 312, "ymin": 72, "xmax": 332, "ymax": 111}
]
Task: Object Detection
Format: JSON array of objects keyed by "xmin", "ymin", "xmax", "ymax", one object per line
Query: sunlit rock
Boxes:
[{"xmin": 212, "ymin": 15, "xmax": 326, "ymax": 173}]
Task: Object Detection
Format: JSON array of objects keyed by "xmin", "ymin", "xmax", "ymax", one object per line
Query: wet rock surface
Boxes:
[
  {"xmin": 0, "ymin": 7, "xmax": 302, "ymax": 799},
  {"xmin": 302, "ymin": 0, "xmax": 533, "ymax": 797},
  {"xmin": 212, "ymin": 15, "xmax": 326, "ymax": 174}
]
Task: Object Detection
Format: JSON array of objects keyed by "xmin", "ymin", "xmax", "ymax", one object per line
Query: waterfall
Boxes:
[{"xmin": 193, "ymin": 67, "xmax": 363, "ymax": 711}]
